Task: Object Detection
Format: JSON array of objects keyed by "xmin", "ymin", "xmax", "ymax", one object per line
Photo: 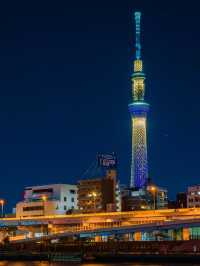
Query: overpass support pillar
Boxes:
[
  {"xmin": 182, "ymin": 228, "xmax": 190, "ymax": 241},
  {"xmin": 134, "ymin": 231, "xmax": 142, "ymax": 241},
  {"xmin": 129, "ymin": 233, "xmax": 134, "ymax": 241},
  {"xmin": 172, "ymin": 229, "xmax": 182, "ymax": 240}
]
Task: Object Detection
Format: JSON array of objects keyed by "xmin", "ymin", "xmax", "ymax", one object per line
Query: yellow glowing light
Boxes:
[
  {"xmin": 0, "ymin": 200, "xmax": 4, "ymax": 205},
  {"xmin": 133, "ymin": 77, "xmax": 145, "ymax": 101},
  {"xmin": 41, "ymin": 195, "xmax": 47, "ymax": 202},
  {"xmin": 48, "ymin": 224, "xmax": 53, "ymax": 229},
  {"xmin": 132, "ymin": 117, "xmax": 146, "ymax": 127},
  {"xmin": 134, "ymin": 59, "xmax": 143, "ymax": 72},
  {"xmin": 88, "ymin": 192, "xmax": 97, "ymax": 198},
  {"xmin": 150, "ymin": 186, "xmax": 157, "ymax": 192}
]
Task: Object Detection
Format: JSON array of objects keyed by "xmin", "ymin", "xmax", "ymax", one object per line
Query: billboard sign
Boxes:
[{"xmin": 97, "ymin": 153, "xmax": 117, "ymax": 168}]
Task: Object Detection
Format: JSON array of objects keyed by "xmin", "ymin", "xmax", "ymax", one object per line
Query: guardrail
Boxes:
[{"xmin": 8, "ymin": 218, "xmax": 200, "ymax": 244}]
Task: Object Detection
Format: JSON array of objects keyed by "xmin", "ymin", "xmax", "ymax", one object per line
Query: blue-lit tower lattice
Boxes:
[{"xmin": 129, "ymin": 12, "xmax": 149, "ymax": 189}]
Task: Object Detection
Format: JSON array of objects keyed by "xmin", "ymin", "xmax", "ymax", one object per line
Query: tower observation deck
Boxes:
[{"xmin": 129, "ymin": 12, "xmax": 149, "ymax": 189}]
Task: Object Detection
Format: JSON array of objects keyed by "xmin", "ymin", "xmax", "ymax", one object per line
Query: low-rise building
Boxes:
[
  {"xmin": 78, "ymin": 169, "xmax": 121, "ymax": 213},
  {"xmin": 121, "ymin": 184, "xmax": 168, "ymax": 211},
  {"xmin": 156, "ymin": 187, "xmax": 168, "ymax": 209},
  {"xmin": 187, "ymin": 185, "xmax": 200, "ymax": 208},
  {"xmin": 146, "ymin": 185, "xmax": 168, "ymax": 209},
  {"xmin": 16, "ymin": 184, "xmax": 78, "ymax": 217},
  {"xmin": 122, "ymin": 194, "xmax": 149, "ymax": 211}
]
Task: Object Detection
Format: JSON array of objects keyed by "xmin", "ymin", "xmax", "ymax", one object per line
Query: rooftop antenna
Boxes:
[{"xmin": 134, "ymin": 12, "xmax": 141, "ymax": 60}]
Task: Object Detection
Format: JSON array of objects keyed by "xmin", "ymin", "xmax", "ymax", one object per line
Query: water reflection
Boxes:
[{"xmin": 0, "ymin": 263, "xmax": 198, "ymax": 266}]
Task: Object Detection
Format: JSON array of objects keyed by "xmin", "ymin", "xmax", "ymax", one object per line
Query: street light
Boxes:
[
  {"xmin": 88, "ymin": 192, "xmax": 97, "ymax": 211},
  {"xmin": 150, "ymin": 186, "xmax": 157, "ymax": 210},
  {"xmin": 0, "ymin": 200, "xmax": 5, "ymax": 218},
  {"xmin": 41, "ymin": 195, "xmax": 47, "ymax": 238},
  {"xmin": 41, "ymin": 195, "xmax": 47, "ymax": 216}
]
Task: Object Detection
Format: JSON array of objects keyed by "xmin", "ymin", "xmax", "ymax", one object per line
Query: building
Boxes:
[
  {"xmin": 129, "ymin": 12, "xmax": 149, "ymax": 189},
  {"xmin": 146, "ymin": 185, "xmax": 168, "ymax": 209},
  {"xmin": 121, "ymin": 188, "xmax": 150, "ymax": 211},
  {"xmin": 16, "ymin": 184, "xmax": 78, "ymax": 217},
  {"xmin": 187, "ymin": 185, "xmax": 200, "ymax": 208},
  {"xmin": 156, "ymin": 187, "xmax": 168, "ymax": 209},
  {"xmin": 120, "ymin": 185, "xmax": 132, "ymax": 202},
  {"xmin": 78, "ymin": 169, "xmax": 121, "ymax": 213},
  {"xmin": 121, "ymin": 195, "xmax": 148, "ymax": 211},
  {"xmin": 115, "ymin": 181, "xmax": 121, "ymax": 211},
  {"xmin": 121, "ymin": 183, "xmax": 168, "ymax": 211},
  {"xmin": 122, "ymin": 187, "xmax": 151, "ymax": 211},
  {"xmin": 176, "ymin": 192, "xmax": 187, "ymax": 208}
]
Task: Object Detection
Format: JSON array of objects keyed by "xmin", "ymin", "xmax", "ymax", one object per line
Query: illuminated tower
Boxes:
[{"xmin": 129, "ymin": 12, "xmax": 149, "ymax": 189}]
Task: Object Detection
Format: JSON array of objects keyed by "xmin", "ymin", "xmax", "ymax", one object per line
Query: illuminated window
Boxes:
[
  {"xmin": 134, "ymin": 59, "xmax": 143, "ymax": 72},
  {"xmin": 133, "ymin": 78, "xmax": 145, "ymax": 101}
]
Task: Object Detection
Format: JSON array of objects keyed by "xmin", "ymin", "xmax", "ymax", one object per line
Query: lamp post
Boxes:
[
  {"xmin": 88, "ymin": 192, "xmax": 97, "ymax": 212},
  {"xmin": 0, "ymin": 200, "xmax": 5, "ymax": 218},
  {"xmin": 41, "ymin": 195, "xmax": 47, "ymax": 216},
  {"xmin": 150, "ymin": 186, "xmax": 157, "ymax": 210},
  {"xmin": 41, "ymin": 195, "xmax": 47, "ymax": 238}
]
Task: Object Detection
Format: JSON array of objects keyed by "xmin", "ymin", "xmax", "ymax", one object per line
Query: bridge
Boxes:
[{"xmin": 1, "ymin": 208, "xmax": 200, "ymax": 242}]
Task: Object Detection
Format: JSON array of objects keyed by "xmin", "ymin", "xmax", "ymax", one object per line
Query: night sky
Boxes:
[{"xmin": 0, "ymin": 1, "xmax": 200, "ymax": 211}]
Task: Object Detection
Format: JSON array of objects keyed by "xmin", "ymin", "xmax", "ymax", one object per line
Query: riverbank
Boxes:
[
  {"xmin": 1, "ymin": 251, "xmax": 200, "ymax": 263},
  {"xmin": 93, "ymin": 253, "xmax": 200, "ymax": 263}
]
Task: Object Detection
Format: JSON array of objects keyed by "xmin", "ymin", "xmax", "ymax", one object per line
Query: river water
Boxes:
[{"xmin": 0, "ymin": 263, "xmax": 199, "ymax": 266}]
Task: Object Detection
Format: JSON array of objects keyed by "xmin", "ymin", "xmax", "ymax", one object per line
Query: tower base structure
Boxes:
[{"xmin": 129, "ymin": 102, "xmax": 149, "ymax": 189}]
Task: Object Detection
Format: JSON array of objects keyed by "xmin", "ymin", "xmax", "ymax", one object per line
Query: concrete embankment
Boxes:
[
  {"xmin": 91, "ymin": 253, "xmax": 200, "ymax": 263},
  {"xmin": 1, "ymin": 240, "xmax": 200, "ymax": 262},
  {"xmin": 1, "ymin": 251, "xmax": 200, "ymax": 263}
]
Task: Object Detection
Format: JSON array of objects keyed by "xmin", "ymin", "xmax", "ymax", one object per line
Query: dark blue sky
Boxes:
[{"xmin": 0, "ymin": 1, "xmax": 200, "ymax": 210}]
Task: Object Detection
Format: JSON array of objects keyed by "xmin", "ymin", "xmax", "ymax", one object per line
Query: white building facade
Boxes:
[
  {"xmin": 187, "ymin": 185, "xmax": 200, "ymax": 208},
  {"xmin": 16, "ymin": 184, "xmax": 77, "ymax": 217}
]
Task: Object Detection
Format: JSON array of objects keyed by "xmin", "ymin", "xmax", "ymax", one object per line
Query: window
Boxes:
[
  {"xmin": 71, "ymin": 197, "xmax": 74, "ymax": 202},
  {"xmin": 64, "ymin": 197, "xmax": 67, "ymax": 202},
  {"xmin": 70, "ymin": 190, "xmax": 75, "ymax": 194},
  {"xmin": 23, "ymin": 206, "xmax": 44, "ymax": 212},
  {"xmin": 33, "ymin": 188, "xmax": 53, "ymax": 194},
  {"xmin": 64, "ymin": 206, "xmax": 67, "ymax": 210}
]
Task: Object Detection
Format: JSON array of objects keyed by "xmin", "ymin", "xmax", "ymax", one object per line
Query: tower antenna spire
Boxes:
[{"xmin": 134, "ymin": 11, "xmax": 141, "ymax": 59}]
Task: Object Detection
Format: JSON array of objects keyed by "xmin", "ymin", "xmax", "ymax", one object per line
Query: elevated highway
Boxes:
[
  {"xmin": 8, "ymin": 217, "xmax": 200, "ymax": 243},
  {"xmin": 2, "ymin": 207, "xmax": 200, "ymax": 227},
  {"xmin": 1, "ymin": 208, "xmax": 200, "ymax": 242}
]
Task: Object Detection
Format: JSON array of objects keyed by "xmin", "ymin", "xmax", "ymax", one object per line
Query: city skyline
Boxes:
[{"xmin": 0, "ymin": 2, "xmax": 200, "ymax": 210}]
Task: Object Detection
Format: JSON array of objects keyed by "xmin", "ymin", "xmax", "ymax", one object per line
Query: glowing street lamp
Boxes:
[
  {"xmin": 88, "ymin": 192, "xmax": 97, "ymax": 211},
  {"xmin": 41, "ymin": 195, "xmax": 47, "ymax": 216},
  {"xmin": 150, "ymin": 186, "xmax": 157, "ymax": 210},
  {"xmin": 0, "ymin": 200, "xmax": 5, "ymax": 218}
]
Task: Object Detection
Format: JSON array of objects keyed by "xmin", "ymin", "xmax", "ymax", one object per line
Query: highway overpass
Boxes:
[{"xmin": 0, "ymin": 208, "xmax": 200, "ymax": 242}]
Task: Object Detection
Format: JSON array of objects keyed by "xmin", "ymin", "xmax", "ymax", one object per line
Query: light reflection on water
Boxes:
[{"xmin": 0, "ymin": 263, "xmax": 199, "ymax": 266}]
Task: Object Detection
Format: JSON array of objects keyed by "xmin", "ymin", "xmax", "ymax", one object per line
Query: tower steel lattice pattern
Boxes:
[{"xmin": 129, "ymin": 12, "xmax": 149, "ymax": 189}]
